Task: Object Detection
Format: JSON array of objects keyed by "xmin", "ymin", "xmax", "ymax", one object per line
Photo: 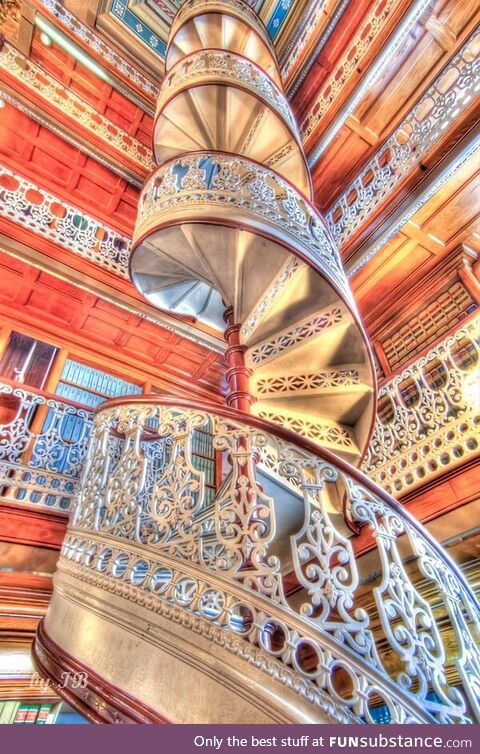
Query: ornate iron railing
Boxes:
[
  {"xmin": 326, "ymin": 28, "xmax": 480, "ymax": 246},
  {"xmin": 134, "ymin": 152, "xmax": 348, "ymax": 301},
  {"xmin": 0, "ymin": 41, "xmax": 154, "ymax": 172},
  {"xmin": 1, "ymin": 313, "xmax": 476, "ymax": 514},
  {"xmin": 280, "ymin": 0, "xmax": 336, "ymax": 85},
  {"xmin": 363, "ymin": 314, "xmax": 480, "ymax": 496},
  {"xmin": 0, "ymin": 380, "xmax": 93, "ymax": 513},
  {"xmin": 59, "ymin": 397, "xmax": 479, "ymax": 724},
  {"xmin": 0, "ymin": 166, "xmax": 131, "ymax": 277},
  {"xmin": 156, "ymin": 50, "xmax": 298, "ymax": 134}
]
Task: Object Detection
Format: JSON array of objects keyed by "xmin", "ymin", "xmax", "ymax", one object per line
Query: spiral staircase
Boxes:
[{"xmin": 34, "ymin": 0, "xmax": 480, "ymax": 725}]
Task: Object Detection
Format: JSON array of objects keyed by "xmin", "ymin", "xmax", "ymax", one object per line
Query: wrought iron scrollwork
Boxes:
[{"xmin": 65, "ymin": 399, "xmax": 479, "ymax": 724}]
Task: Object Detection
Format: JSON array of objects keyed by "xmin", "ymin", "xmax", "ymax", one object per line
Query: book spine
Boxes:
[
  {"xmin": 36, "ymin": 704, "xmax": 51, "ymax": 724},
  {"xmin": 46, "ymin": 702, "xmax": 62, "ymax": 724},
  {"xmin": 0, "ymin": 702, "xmax": 20, "ymax": 725},
  {"xmin": 0, "ymin": 701, "xmax": 18, "ymax": 724},
  {"xmin": 25, "ymin": 705, "xmax": 39, "ymax": 724},
  {"xmin": 13, "ymin": 704, "xmax": 29, "ymax": 724}
]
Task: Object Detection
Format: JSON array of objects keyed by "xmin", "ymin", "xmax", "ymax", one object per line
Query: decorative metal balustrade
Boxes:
[
  {"xmin": 326, "ymin": 28, "xmax": 480, "ymax": 247},
  {"xmin": 0, "ymin": 380, "xmax": 93, "ymax": 513},
  {"xmin": 56, "ymin": 397, "xmax": 480, "ymax": 724},
  {"xmin": 0, "ymin": 41, "xmax": 154, "ymax": 172},
  {"xmin": 156, "ymin": 50, "xmax": 298, "ymax": 132},
  {"xmin": 135, "ymin": 153, "xmax": 347, "ymax": 300},
  {"xmin": 0, "ymin": 165, "xmax": 224, "ymax": 349},
  {"xmin": 280, "ymin": 0, "xmax": 338, "ymax": 87},
  {"xmin": 2, "ymin": 310, "xmax": 477, "ymax": 514},
  {"xmin": 0, "ymin": 167, "xmax": 131, "ymax": 277},
  {"xmin": 363, "ymin": 314, "xmax": 480, "ymax": 496}
]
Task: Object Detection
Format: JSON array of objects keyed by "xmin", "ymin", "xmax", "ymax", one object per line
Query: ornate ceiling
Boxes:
[{"xmin": 96, "ymin": 0, "xmax": 304, "ymax": 70}]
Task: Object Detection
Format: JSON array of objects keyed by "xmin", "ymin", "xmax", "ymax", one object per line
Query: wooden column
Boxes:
[
  {"xmin": 0, "ymin": 324, "xmax": 12, "ymax": 360},
  {"xmin": 223, "ymin": 307, "xmax": 254, "ymax": 413}
]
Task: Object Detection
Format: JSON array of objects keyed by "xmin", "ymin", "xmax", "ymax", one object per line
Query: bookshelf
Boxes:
[
  {"xmin": 55, "ymin": 359, "xmax": 142, "ymax": 408},
  {"xmin": 0, "ymin": 700, "xmax": 62, "ymax": 724},
  {"xmin": 191, "ymin": 426, "xmax": 217, "ymax": 506}
]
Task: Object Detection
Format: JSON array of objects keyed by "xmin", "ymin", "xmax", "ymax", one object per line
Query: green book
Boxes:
[
  {"xmin": 13, "ymin": 703, "xmax": 29, "ymax": 724},
  {"xmin": 36, "ymin": 703, "xmax": 51, "ymax": 724},
  {"xmin": 25, "ymin": 705, "xmax": 39, "ymax": 724}
]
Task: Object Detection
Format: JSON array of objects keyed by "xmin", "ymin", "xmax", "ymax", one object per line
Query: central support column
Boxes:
[{"xmin": 224, "ymin": 307, "xmax": 254, "ymax": 413}]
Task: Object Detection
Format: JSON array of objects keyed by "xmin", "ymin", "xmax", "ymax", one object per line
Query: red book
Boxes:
[
  {"xmin": 36, "ymin": 704, "xmax": 51, "ymax": 724},
  {"xmin": 13, "ymin": 704, "xmax": 28, "ymax": 724},
  {"xmin": 25, "ymin": 706, "xmax": 39, "ymax": 724}
]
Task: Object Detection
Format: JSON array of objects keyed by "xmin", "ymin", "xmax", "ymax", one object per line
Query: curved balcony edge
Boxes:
[
  {"xmin": 43, "ymin": 397, "xmax": 480, "ymax": 724},
  {"xmin": 33, "ymin": 620, "xmax": 168, "ymax": 724},
  {"xmin": 167, "ymin": 0, "xmax": 278, "ymax": 74},
  {"xmin": 131, "ymin": 152, "xmax": 352, "ymax": 306},
  {"xmin": 89, "ymin": 394, "xmax": 478, "ymax": 607},
  {"xmin": 47, "ymin": 532, "xmax": 439, "ymax": 724}
]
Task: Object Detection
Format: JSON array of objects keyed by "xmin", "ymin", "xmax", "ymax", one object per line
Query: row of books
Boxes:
[
  {"xmin": 60, "ymin": 359, "xmax": 142, "ymax": 400},
  {"xmin": 56, "ymin": 382, "xmax": 106, "ymax": 408},
  {"xmin": 0, "ymin": 701, "xmax": 59, "ymax": 724},
  {"xmin": 192, "ymin": 454, "xmax": 216, "ymax": 485},
  {"xmin": 191, "ymin": 429, "xmax": 215, "ymax": 458}
]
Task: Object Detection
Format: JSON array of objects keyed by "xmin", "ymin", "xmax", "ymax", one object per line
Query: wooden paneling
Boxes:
[
  {"xmin": 0, "ymin": 102, "xmax": 139, "ymax": 234},
  {"xmin": 0, "ymin": 253, "xmax": 226, "ymax": 399},
  {"xmin": 293, "ymin": 0, "xmax": 373, "ymax": 119},
  {"xmin": 0, "ymin": 512, "xmax": 65, "ymax": 551},
  {"xmin": 352, "ymin": 154, "xmax": 479, "ymax": 321},
  {"xmin": 309, "ymin": 0, "xmax": 479, "ymax": 212},
  {"xmin": 30, "ymin": 27, "xmax": 153, "ymax": 147},
  {"xmin": 402, "ymin": 461, "xmax": 480, "ymax": 519}
]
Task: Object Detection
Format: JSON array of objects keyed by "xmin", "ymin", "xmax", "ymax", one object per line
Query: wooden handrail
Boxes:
[{"xmin": 0, "ymin": 376, "xmax": 93, "ymax": 414}]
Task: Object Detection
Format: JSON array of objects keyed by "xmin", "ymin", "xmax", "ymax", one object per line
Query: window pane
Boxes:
[{"xmin": 0, "ymin": 332, "xmax": 57, "ymax": 388}]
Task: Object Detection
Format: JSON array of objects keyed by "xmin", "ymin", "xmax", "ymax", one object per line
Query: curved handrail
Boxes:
[
  {"xmin": 66, "ymin": 395, "xmax": 480, "ymax": 721},
  {"xmin": 132, "ymin": 152, "xmax": 350, "ymax": 301},
  {"xmin": 154, "ymin": 50, "xmax": 302, "ymax": 151},
  {"xmin": 0, "ymin": 375, "xmax": 94, "ymax": 415},
  {"xmin": 131, "ymin": 149, "xmax": 378, "ymax": 461},
  {"xmin": 167, "ymin": 0, "xmax": 278, "ymax": 70},
  {"xmin": 95, "ymin": 394, "xmax": 478, "ymax": 606},
  {"xmin": 140, "ymin": 147, "xmax": 328, "ymax": 227}
]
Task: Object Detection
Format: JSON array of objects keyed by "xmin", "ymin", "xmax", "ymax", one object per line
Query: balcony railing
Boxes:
[
  {"xmin": 52, "ymin": 397, "xmax": 479, "ymax": 724},
  {"xmin": 325, "ymin": 28, "xmax": 479, "ymax": 247},
  {"xmin": 0, "ymin": 41, "xmax": 154, "ymax": 172},
  {"xmin": 1, "ymin": 314, "xmax": 477, "ymax": 514},
  {"xmin": 0, "ymin": 380, "xmax": 93, "ymax": 514},
  {"xmin": 362, "ymin": 313, "xmax": 479, "ymax": 496},
  {"xmin": 0, "ymin": 166, "xmax": 131, "ymax": 278}
]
